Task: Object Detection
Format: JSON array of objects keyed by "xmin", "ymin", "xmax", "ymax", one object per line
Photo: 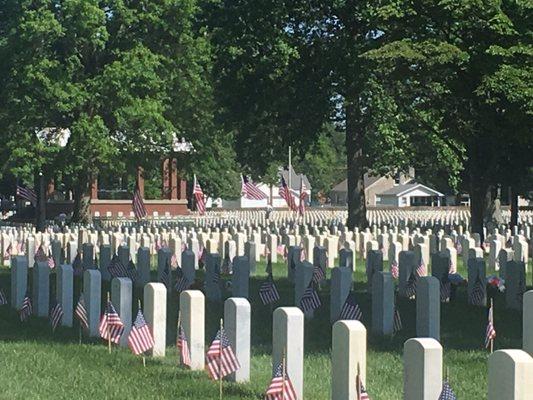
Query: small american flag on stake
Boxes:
[
  {"xmin": 16, "ymin": 184, "xmax": 37, "ymax": 206},
  {"xmin": 393, "ymin": 307, "xmax": 403, "ymax": 333},
  {"xmin": 99, "ymin": 298, "xmax": 124, "ymax": 345},
  {"xmin": 0, "ymin": 289, "xmax": 8, "ymax": 306},
  {"xmin": 193, "ymin": 175, "xmax": 206, "ymax": 215},
  {"xmin": 205, "ymin": 325, "xmax": 240, "ymax": 380},
  {"xmin": 339, "ymin": 292, "xmax": 363, "ymax": 321},
  {"xmin": 405, "ymin": 272, "xmax": 418, "ymax": 299},
  {"xmin": 20, "ymin": 292, "xmax": 33, "ymax": 322},
  {"xmin": 177, "ymin": 321, "xmax": 191, "ymax": 367},
  {"xmin": 416, "ymin": 261, "xmax": 426, "ymax": 277},
  {"xmin": 438, "ymin": 380, "xmax": 457, "ymax": 400},
  {"xmin": 299, "ymin": 283, "xmax": 321, "ymax": 313},
  {"xmin": 265, "ymin": 356, "xmax": 297, "ymax": 400},
  {"xmin": 390, "ymin": 260, "xmax": 399, "ymax": 279},
  {"xmin": 312, "ymin": 265, "xmax": 325, "ymax": 284},
  {"xmin": 132, "ymin": 183, "xmax": 147, "ymax": 220},
  {"xmin": 440, "ymin": 279, "xmax": 451, "ymax": 303},
  {"xmin": 49, "ymin": 300, "xmax": 64, "ymax": 331},
  {"xmin": 470, "ymin": 277, "xmax": 485, "ymax": 306},
  {"xmin": 485, "ymin": 299, "xmax": 496, "ymax": 351},
  {"xmin": 241, "ymin": 175, "xmax": 267, "ymax": 200},
  {"xmin": 259, "ymin": 273, "xmax": 280, "ymax": 305},
  {"xmin": 356, "ymin": 363, "xmax": 371, "ymax": 400},
  {"xmin": 75, "ymin": 293, "xmax": 89, "ymax": 330},
  {"xmin": 279, "ymin": 176, "xmax": 297, "ymax": 211},
  {"xmin": 128, "ymin": 307, "xmax": 154, "ymax": 356},
  {"xmin": 175, "ymin": 266, "xmax": 190, "ymax": 293}
]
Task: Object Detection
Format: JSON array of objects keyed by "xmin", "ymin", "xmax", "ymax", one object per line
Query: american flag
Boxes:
[
  {"xmin": 177, "ymin": 324, "xmax": 191, "ymax": 367},
  {"xmin": 16, "ymin": 184, "xmax": 37, "ymax": 206},
  {"xmin": 50, "ymin": 301, "xmax": 64, "ymax": 331},
  {"xmin": 108, "ymin": 255, "xmax": 128, "ymax": 279},
  {"xmin": 128, "ymin": 308, "xmax": 154, "ymax": 355},
  {"xmin": 438, "ymin": 380, "xmax": 457, "ymax": 400},
  {"xmin": 170, "ymin": 253, "xmax": 178, "ymax": 268},
  {"xmin": 405, "ymin": 272, "xmax": 417, "ymax": 298},
  {"xmin": 299, "ymin": 246, "xmax": 306, "ymax": 262},
  {"xmin": 440, "ymin": 280, "xmax": 451, "ymax": 303},
  {"xmin": 3, "ymin": 243, "xmax": 12, "ymax": 260},
  {"xmin": 393, "ymin": 307, "xmax": 403, "ymax": 333},
  {"xmin": 356, "ymin": 365, "xmax": 371, "ymax": 400},
  {"xmin": 47, "ymin": 255, "xmax": 55, "ymax": 269},
  {"xmin": 221, "ymin": 253, "xmax": 232, "ymax": 274},
  {"xmin": 448, "ymin": 258, "xmax": 456, "ymax": 274},
  {"xmin": 299, "ymin": 283, "xmax": 321, "ymax": 313},
  {"xmin": 193, "ymin": 175, "xmax": 206, "ymax": 215},
  {"xmin": 470, "ymin": 277, "xmax": 485, "ymax": 306},
  {"xmin": 126, "ymin": 260, "xmax": 138, "ymax": 281},
  {"xmin": 277, "ymin": 244, "xmax": 286, "ymax": 259},
  {"xmin": 312, "ymin": 265, "xmax": 325, "ymax": 284},
  {"xmin": 160, "ymin": 259, "xmax": 171, "ymax": 287},
  {"xmin": 175, "ymin": 266, "xmax": 190, "ymax": 293},
  {"xmin": 241, "ymin": 175, "xmax": 267, "ymax": 200},
  {"xmin": 265, "ymin": 361, "xmax": 297, "ymax": 400},
  {"xmin": 20, "ymin": 293, "xmax": 33, "ymax": 322},
  {"xmin": 259, "ymin": 274, "xmax": 280, "ymax": 305},
  {"xmin": 298, "ymin": 176, "xmax": 307, "ymax": 216},
  {"xmin": 265, "ymin": 253, "xmax": 273, "ymax": 275},
  {"xmin": 416, "ymin": 261, "xmax": 426, "ymax": 277},
  {"xmin": 99, "ymin": 301, "xmax": 124, "ymax": 344},
  {"xmin": 206, "ymin": 328, "xmax": 240, "ymax": 380},
  {"xmin": 75, "ymin": 293, "xmax": 89, "ymax": 329},
  {"xmin": 132, "ymin": 184, "xmax": 147, "ymax": 220},
  {"xmin": 279, "ymin": 176, "xmax": 297, "ymax": 211},
  {"xmin": 390, "ymin": 260, "xmax": 399, "ymax": 279},
  {"xmin": 0, "ymin": 289, "xmax": 7, "ymax": 305},
  {"xmin": 485, "ymin": 302, "xmax": 496, "ymax": 349},
  {"xmin": 339, "ymin": 292, "xmax": 363, "ymax": 321}
]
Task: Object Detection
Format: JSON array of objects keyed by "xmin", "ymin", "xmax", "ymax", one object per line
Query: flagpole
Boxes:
[
  {"xmin": 177, "ymin": 311, "xmax": 181, "ymax": 367},
  {"xmin": 288, "ymin": 146, "xmax": 292, "ymax": 194},
  {"xmin": 490, "ymin": 298, "xmax": 494, "ymax": 354},
  {"xmin": 219, "ymin": 318, "xmax": 223, "ymax": 400},
  {"xmin": 139, "ymin": 299, "xmax": 146, "ymax": 367},
  {"xmin": 356, "ymin": 362, "xmax": 361, "ymax": 400},
  {"xmin": 79, "ymin": 323, "xmax": 82, "ymax": 345},
  {"xmin": 107, "ymin": 292, "xmax": 111, "ymax": 354},
  {"xmin": 281, "ymin": 349, "xmax": 286, "ymax": 399}
]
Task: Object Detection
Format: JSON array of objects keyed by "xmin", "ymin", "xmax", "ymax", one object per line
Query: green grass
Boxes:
[{"xmin": 0, "ymin": 257, "xmax": 530, "ymax": 399}]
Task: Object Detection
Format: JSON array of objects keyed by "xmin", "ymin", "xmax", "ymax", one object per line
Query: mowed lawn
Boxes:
[{"xmin": 0, "ymin": 257, "xmax": 529, "ymax": 399}]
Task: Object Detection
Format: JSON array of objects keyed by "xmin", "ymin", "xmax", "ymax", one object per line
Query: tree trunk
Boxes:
[
  {"xmin": 72, "ymin": 173, "xmax": 92, "ymax": 224},
  {"xmin": 345, "ymin": 96, "xmax": 368, "ymax": 230},
  {"xmin": 469, "ymin": 172, "xmax": 491, "ymax": 243},
  {"xmin": 510, "ymin": 186, "xmax": 519, "ymax": 228},
  {"xmin": 35, "ymin": 171, "xmax": 46, "ymax": 232}
]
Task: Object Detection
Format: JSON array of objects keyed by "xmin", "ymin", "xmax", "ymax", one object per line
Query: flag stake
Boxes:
[
  {"xmin": 177, "ymin": 311, "xmax": 181, "ymax": 366},
  {"xmin": 78, "ymin": 324, "xmax": 82, "ymax": 345},
  {"xmin": 281, "ymin": 348, "xmax": 286, "ymax": 399},
  {"xmin": 138, "ymin": 299, "xmax": 146, "ymax": 367},
  {"xmin": 107, "ymin": 292, "xmax": 111, "ymax": 354},
  {"xmin": 490, "ymin": 298, "xmax": 494, "ymax": 354},
  {"xmin": 219, "ymin": 318, "xmax": 223, "ymax": 400}
]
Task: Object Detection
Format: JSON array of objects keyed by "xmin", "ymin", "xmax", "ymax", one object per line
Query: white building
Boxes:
[{"xmin": 375, "ymin": 183, "xmax": 444, "ymax": 207}]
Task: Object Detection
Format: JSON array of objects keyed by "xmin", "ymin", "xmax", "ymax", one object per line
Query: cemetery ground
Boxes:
[{"xmin": 0, "ymin": 257, "xmax": 529, "ymax": 400}]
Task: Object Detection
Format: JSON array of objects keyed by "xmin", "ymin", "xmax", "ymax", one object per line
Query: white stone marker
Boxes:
[
  {"xmin": 11, "ymin": 256, "xmax": 28, "ymax": 309},
  {"xmin": 111, "ymin": 277, "xmax": 133, "ymax": 347},
  {"xmin": 523, "ymin": 291, "xmax": 533, "ymax": 357},
  {"xmin": 488, "ymin": 350, "xmax": 533, "ymax": 400},
  {"xmin": 371, "ymin": 271, "xmax": 394, "ymax": 335},
  {"xmin": 330, "ymin": 267, "xmax": 353, "ymax": 322},
  {"xmin": 99, "ymin": 244, "xmax": 112, "ymax": 281},
  {"xmin": 331, "ymin": 320, "xmax": 366, "ymax": 400},
  {"xmin": 33, "ymin": 261, "xmax": 50, "ymax": 317},
  {"xmin": 136, "ymin": 247, "xmax": 151, "ymax": 287},
  {"xmin": 231, "ymin": 256, "xmax": 250, "ymax": 298},
  {"xmin": 224, "ymin": 298, "xmax": 251, "ymax": 382},
  {"xmin": 180, "ymin": 290, "xmax": 205, "ymax": 370},
  {"xmin": 416, "ymin": 276, "xmax": 440, "ymax": 341},
  {"xmin": 273, "ymin": 307, "xmax": 304, "ymax": 400},
  {"xmin": 144, "ymin": 282, "xmax": 166, "ymax": 357},
  {"xmin": 403, "ymin": 338, "xmax": 442, "ymax": 400},
  {"xmin": 83, "ymin": 269, "xmax": 101, "ymax": 337},
  {"xmin": 57, "ymin": 264, "xmax": 73, "ymax": 327}
]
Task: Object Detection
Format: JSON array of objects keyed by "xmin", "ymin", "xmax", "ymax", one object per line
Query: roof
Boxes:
[
  {"xmin": 378, "ymin": 183, "xmax": 444, "ymax": 197},
  {"xmin": 331, "ymin": 174, "xmax": 388, "ymax": 193},
  {"xmin": 279, "ymin": 166, "xmax": 311, "ymax": 190}
]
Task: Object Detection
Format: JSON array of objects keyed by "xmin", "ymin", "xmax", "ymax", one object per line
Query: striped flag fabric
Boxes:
[
  {"xmin": 159, "ymin": 259, "xmax": 171, "ymax": 287},
  {"xmin": 299, "ymin": 283, "xmax": 321, "ymax": 313},
  {"xmin": 356, "ymin": 365, "xmax": 371, "ymax": 400},
  {"xmin": 241, "ymin": 175, "xmax": 267, "ymax": 200},
  {"xmin": 485, "ymin": 302, "xmax": 496, "ymax": 349},
  {"xmin": 126, "ymin": 260, "xmax": 138, "ymax": 281},
  {"xmin": 390, "ymin": 260, "xmax": 399, "ymax": 279},
  {"xmin": 177, "ymin": 325, "xmax": 191, "ymax": 367},
  {"xmin": 193, "ymin": 175, "xmax": 206, "ymax": 215},
  {"xmin": 440, "ymin": 280, "xmax": 451, "ymax": 303},
  {"xmin": 259, "ymin": 274, "xmax": 280, "ymax": 305},
  {"xmin": 16, "ymin": 185, "xmax": 37, "ymax": 206},
  {"xmin": 279, "ymin": 176, "xmax": 297, "ymax": 211},
  {"xmin": 470, "ymin": 277, "xmax": 485, "ymax": 306},
  {"xmin": 265, "ymin": 361, "xmax": 297, "ymax": 400},
  {"xmin": 128, "ymin": 308, "xmax": 154, "ymax": 355},
  {"xmin": 0, "ymin": 289, "xmax": 7, "ymax": 305},
  {"xmin": 3, "ymin": 243, "xmax": 12, "ymax": 260},
  {"xmin": 339, "ymin": 292, "xmax": 363, "ymax": 321},
  {"xmin": 50, "ymin": 301, "xmax": 64, "ymax": 331},
  {"xmin": 298, "ymin": 176, "xmax": 307, "ymax": 216},
  {"xmin": 405, "ymin": 272, "xmax": 418, "ymax": 298},
  {"xmin": 175, "ymin": 266, "xmax": 190, "ymax": 293},
  {"xmin": 132, "ymin": 184, "xmax": 147, "ymax": 220},
  {"xmin": 312, "ymin": 265, "xmax": 325, "ymax": 284},
  {"xmin": 47, "ymin": 255, "xmax": 55, "ymax": 269},
  {"xmin": 393, "ymin": 307, "xmax": 403, "ymax": 333},
  {"xmin": 438, "ymin": 380, "xmax": 457, "ymax": 400},
  {"xmin": 416, "ymin": 261, "xmax": 426, "ymax": 277},
  {"xmin": 20, "ymin": 293, "xmax": 33, "ymax": 322},
  {"xmin": 75, "ymin": 293, "xmax": 89, "ymax": 329},
  {"xmin": 206, "ymin": 328, "xmax": 240, "ymax": 380},
  {"xmin": 107, "ymin": 255, "xmax": 128, "ymax": 279},
  {"xmin": 99, "ymin": 301, "xmax": 124, "ymax": 344}
]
